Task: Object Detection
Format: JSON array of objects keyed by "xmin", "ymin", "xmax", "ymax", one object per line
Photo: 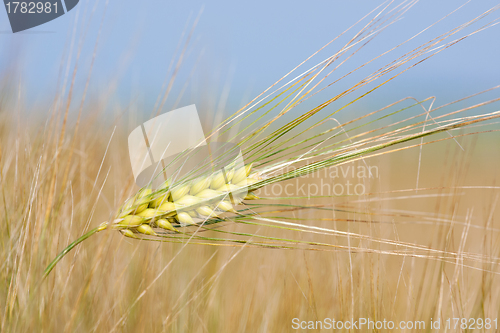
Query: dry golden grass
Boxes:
[{"xmin": 1, "ymin": 2, "xmax": 500, "ymax": 332}]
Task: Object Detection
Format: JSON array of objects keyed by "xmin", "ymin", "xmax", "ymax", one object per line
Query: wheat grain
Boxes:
[
  {"xmin": 156, "ymin": 219, "xmax": 178, "ymax": 232},
  {"xmin": 136, "ymin": 224, "xmax": 157, "ymax": 236}
]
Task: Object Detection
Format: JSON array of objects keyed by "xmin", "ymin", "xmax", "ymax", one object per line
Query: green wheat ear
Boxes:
[{"xmin": 43, "ymin": 3, "xmax": 500, "ymax": 278}]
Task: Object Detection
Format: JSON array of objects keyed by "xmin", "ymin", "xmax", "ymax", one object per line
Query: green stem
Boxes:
[{"xmin": 43, "ymin": 227, "xmax": 101, "ymax": 278}]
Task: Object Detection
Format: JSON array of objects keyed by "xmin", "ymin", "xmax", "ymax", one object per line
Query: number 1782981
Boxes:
[{"xmin": 5, "ymin": 2, "xmax": 58, "ymax": 14}]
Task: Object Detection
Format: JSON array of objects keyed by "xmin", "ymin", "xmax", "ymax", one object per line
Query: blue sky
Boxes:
[{"xmin": 0, "ymin": 0, "xmax": 499, "ymax": 119}]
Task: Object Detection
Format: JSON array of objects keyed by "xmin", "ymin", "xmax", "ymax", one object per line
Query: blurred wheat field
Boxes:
[
  {"xmin": 1, "ymin": 2, "xmax": 500, "ymax": 332},
  {"xmin": 1, "ymin": 98, "xmax": 499, "ymax": 332}
]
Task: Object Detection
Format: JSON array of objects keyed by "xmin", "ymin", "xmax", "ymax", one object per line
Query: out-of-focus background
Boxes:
[{"xmin": 1, "ymin": 1, "xmax": 500, "ymax": 332}]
